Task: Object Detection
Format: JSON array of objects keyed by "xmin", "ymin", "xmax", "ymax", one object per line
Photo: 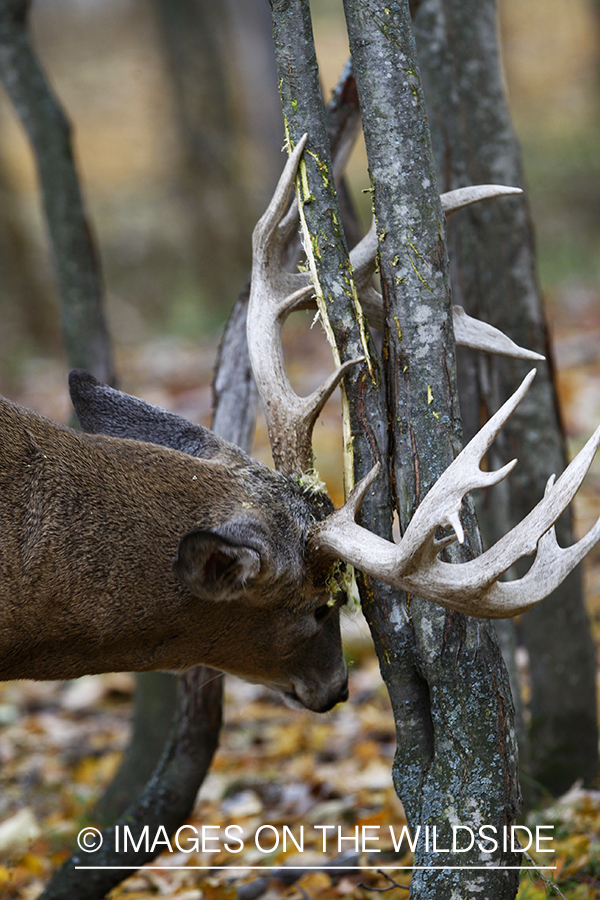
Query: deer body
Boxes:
[{"xmin": 0, "ymin": 394, "xmax": 348, "ymax": 712}]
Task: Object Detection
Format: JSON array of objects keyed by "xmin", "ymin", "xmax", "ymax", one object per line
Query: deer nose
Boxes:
[
  {"xmin": 317, "ymin": 677, "xmax": 349, "ymax": 712},
  {"xmin": 289, "ymin": 673, "xmax": 349, "ymax": 713},
  {"xmin": 336, "ymin": 677, "xmax": 349, "ymax": 704}
]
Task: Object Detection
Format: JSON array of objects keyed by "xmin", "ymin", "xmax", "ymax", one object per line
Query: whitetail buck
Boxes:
[{"xmin": 1, "ymin": 136, "xmax": 599, "ymax": 711}]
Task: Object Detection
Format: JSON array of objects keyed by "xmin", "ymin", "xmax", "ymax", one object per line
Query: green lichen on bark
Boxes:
[
  {"xmin": 269, "ymin": 2, "xmax": 522, "ymax": 896},
  {"xmin": 343, "ymin": 1, "xmax": 521, "ymax": 897}
]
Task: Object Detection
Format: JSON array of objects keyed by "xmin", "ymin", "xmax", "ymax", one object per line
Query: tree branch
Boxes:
[{"xmin": 0, "ymin": 0, "xmax": 114, "ymax": 384}]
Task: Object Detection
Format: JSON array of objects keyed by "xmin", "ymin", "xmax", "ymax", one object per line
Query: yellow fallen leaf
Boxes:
[
  {"xmin": 201, "ymin": 876, "xmax": 239, "ymax": 900},
  {"xmin": 297, "ymin": 870, "xmax": 332, "ymax": 892},
  {"xmin": 18, "ymin": 852, "xmax": 48, "ymax": 877}
]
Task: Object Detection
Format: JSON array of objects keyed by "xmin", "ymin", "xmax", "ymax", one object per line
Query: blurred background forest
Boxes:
[
  {"xmin": 0, "ymin": 0, "xmax": 598, "ymax": 382},
  {"xmin": 0, "ymin": 0, "xmax": 597, "ymax": 406}
]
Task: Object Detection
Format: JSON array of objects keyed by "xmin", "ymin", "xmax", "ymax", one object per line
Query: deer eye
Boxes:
[{"xmin": 314, "ymin": 603, "xmax": 333, "ymax": 623}]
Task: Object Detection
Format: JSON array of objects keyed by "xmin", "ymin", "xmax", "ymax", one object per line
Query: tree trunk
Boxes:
[
  {"xmin": 0, "ymin": 0, "xmax": 114, "ymax": 385},
  {"xmin": 343, "ymin": 2, "xmax": 521, "ymax": 896},
  {"xmin": 412, "ymin": 0, "xmax": 599, "ymax": 798},
  {"xmin": 150, "ymin": 0, "xmax": 282, "ymax": 313},
  {"xmin": 92, "ymin": 671, "xmax": 178, "ymax": 826},
  {"xmin": 269, "ymin": 2, "xmax": 521, "ymax": 898}
]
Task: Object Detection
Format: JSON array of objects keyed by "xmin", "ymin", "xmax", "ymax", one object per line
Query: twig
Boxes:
[
  {"xmin": 358, "ymin": 870, "xmax": 410, "ymax": 892},
  {"xmin": 523, "ymin": 852, "xmax": 569, "ymax": 900}
]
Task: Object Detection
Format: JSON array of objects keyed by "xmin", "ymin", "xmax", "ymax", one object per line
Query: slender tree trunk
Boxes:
[
  {"xmin": 92, "ymin": 671, "xmax": 178, "ymax": 825},
  {"xmin": 412, "ymin": 0, "xmax": 599, "ymax": 797},
  {"xmin": 269, "ymin": 2, "xmax": 521, "ymax": 897},
  {"xmin": 150, "ymin": 0, "xmax": 282, "ymax": 312},
  {"xmin": 0, "ymin": 0, "xmax": 114, "ymax": 384}
]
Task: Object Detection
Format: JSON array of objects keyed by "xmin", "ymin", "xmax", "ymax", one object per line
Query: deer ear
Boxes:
[
  {"xmin": 173, "ymin": 527, "xmax": 262, "ymax": 601},
  {"xmin": 69, "ymin": 369, "xmax": 239, "ymax": 462}
]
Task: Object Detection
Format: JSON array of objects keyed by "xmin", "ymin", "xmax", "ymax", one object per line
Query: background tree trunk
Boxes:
[
  {"xmin": 0, "ymin": 0, "xmax": 114, "ymax": 385},
  {"xmin": 150, "ymin": 0, "xmax": 282, "ymax": 314},
  {"xmin": 412, "ymin": 0, "xmax": 599, "ymax": 798}
]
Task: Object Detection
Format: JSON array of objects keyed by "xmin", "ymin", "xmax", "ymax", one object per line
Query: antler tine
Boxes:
[
  {"xmin": 457, "ymin": 475, "xmax": 600, "ymax": 617},
  {"xmin": 401, "ymin": 369, "xmax": 537, "ymax": 555},
  {"xmin": 456, "ymin": 418, "xmax": 600, "ymax": 583},
  {"xmin": 248, "ymin": 135, "xmax": 362, "ymax": 476},
  {"xmin": 349, "ymin": 185, "xmax": 523, "ymax": 289},
  {"xmin": 398, "ymin": 442, "xmax": 600, "ymax": 618},
  {"xmin": 440, "ymin": 184, "xmax": 523, "ymax": 213},
  {"xmin": 252, "ymin": 135, "xmax": 307, "ymax": 254},
  {"xmin": 348, "ymin": 195, "xmax": 544, "ymax": 362},
  {"xmin": 314, "ymin": 369, "xmax": 600, "ymax": 618},
  {"xmin": 316, "ymin": 369, "xmax": 534, "ymax": 573},
  {"xmin": 452, "ymin": 306, "xmax": 545, "ymax": 361}
]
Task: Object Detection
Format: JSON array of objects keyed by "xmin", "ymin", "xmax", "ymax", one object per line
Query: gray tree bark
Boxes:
[
  {"xmin": 269, "ymin": 1, "xmax": 521, "ymax": 897},
  {"xmin": 0, "ymin": 158, "xmax": 60, "ymax": 365},
  {"xmin": 412, "ymin": 0, "xmax": 599, "ymax": 797}
]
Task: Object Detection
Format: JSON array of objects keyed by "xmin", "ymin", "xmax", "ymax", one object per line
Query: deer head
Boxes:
[{"xmin": 1, "ymin": 378, "xmax": 349, "ymax": 712}]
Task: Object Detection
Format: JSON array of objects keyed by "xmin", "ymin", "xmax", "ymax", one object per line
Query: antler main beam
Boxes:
[
  {"xmin": 314, "ymin": 369, "xmax": 600, "ymax": 618},
  {"xmin": 247, "ymin": 136, "xmax": 362, "ymax": 475}
]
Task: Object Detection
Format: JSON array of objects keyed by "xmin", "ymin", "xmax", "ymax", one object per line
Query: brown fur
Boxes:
[{"xmin": 0, "ymin": 397, "xmax": 348, "ymax": 712}]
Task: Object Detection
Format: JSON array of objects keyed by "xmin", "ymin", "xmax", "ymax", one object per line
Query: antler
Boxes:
[
  {"xmin": 314, "ymin": 369, "xmax": 600, "ymax": 618},
  {"xmin": 247, "ymin": 135, "xmax": 361, "ymax": 475},
  {"xmin": 349, "ymin": 215, "xmax": 544, "ymax": 361},
  {"xmin": 249, "ymin": 137, "xmax": 600, "ymax": 618},
  {"xmin": 248, "ymin": 137, "xmax": 541, "ymax": 475}
]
